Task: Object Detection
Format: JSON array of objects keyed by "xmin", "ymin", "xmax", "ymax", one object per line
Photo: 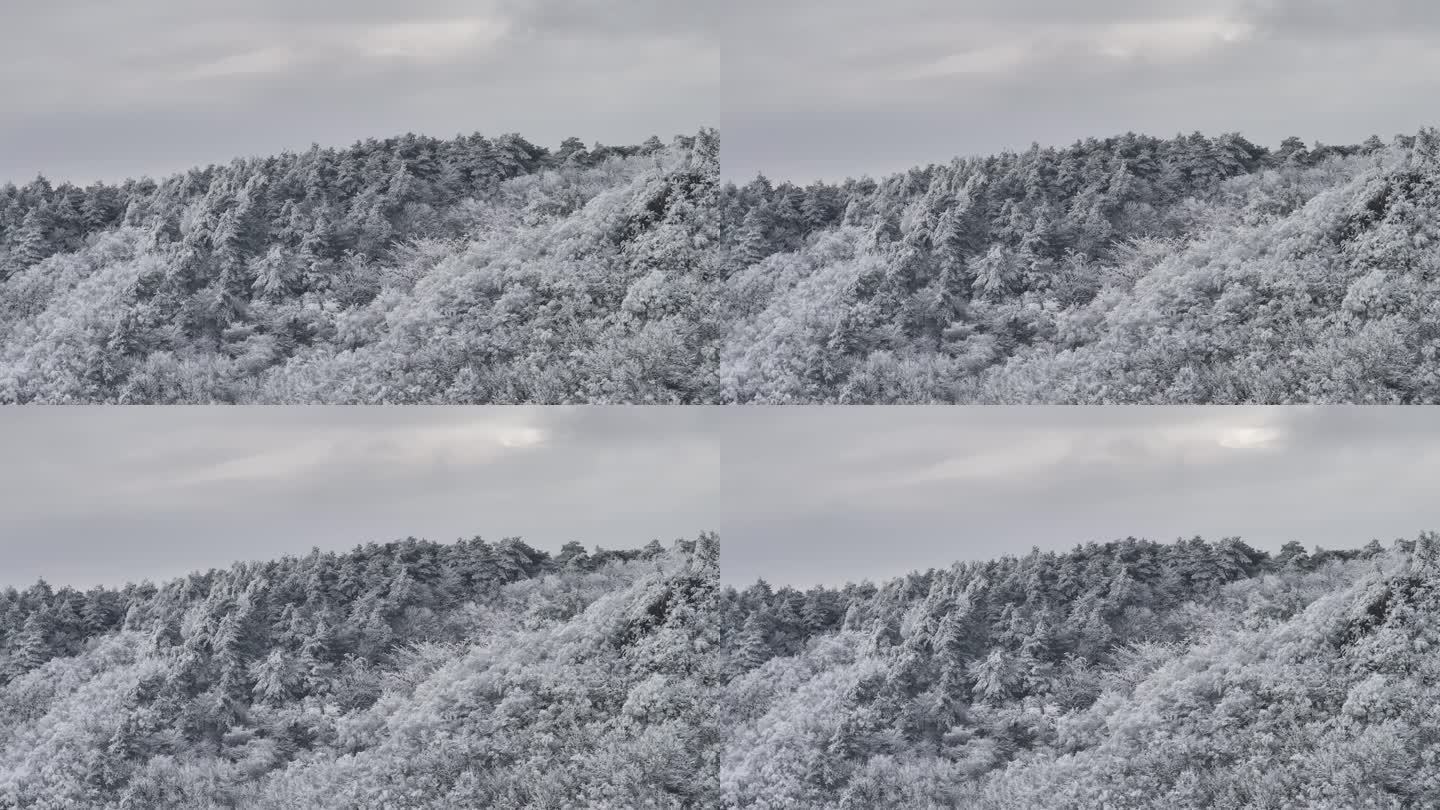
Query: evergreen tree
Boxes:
[
  {"xmin": 252, "ymin": 245, "xmax": 299, "ymax": 300},
  {"xmin": 6, "ymin": 612, "xmax": 50, "ymax": 678},
  {"xmin": 11, "ymin": 208, "xmax": 50, "ymax": 269},
  {"xmin": 251, "ymin": 649, "xmax": 294, "ymax": 706},
  {"xmin": 735, "ymin": 613, "xmax": 770, "ymax": 672}
]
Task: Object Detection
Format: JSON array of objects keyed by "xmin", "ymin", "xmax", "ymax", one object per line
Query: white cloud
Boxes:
[
  {"xmin": 1095, "ymin": 16, "xmax": 1255, "ymax": 61},
  {"xmin": 357, "ymin": 18, "xmax": 512, "ymax": 63},
  {"xmin": 893, "ymin": 434, "xmax": 1076, "ymax": 487},
  {"xmin": 184, "ymin": 46, "xmax": 298, "ymax": 80},
  {"xmin": 867, "ymin": 412, "xmax": 1288, "ymax": 492},
  {"xmin": 1217, "ymin": 425, "xmax": 1285, "ymax": 450},
  {"xmin": 901, "ymin": 44, "xmax": 1032, "ymax": 79},
  {"xmin": 166, "ymin": 417, "xmax": 549, "ymax": 488}
]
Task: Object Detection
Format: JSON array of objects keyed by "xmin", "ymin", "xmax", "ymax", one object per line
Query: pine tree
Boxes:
[
  {"xmin": 801, "ymin": 595, "xmax": 829, "ymax": 634},
  {"xmin": 12, "ymin": 208, "xmax": 50, "ymax": 269},
  {"xmin": 251, "ymin": 649, "xmax": 294, "ymax": 706},
  {"xmin": 556, "ymin": 541, "xmax": 590, "ymax": 569},
  {"xmin": 299, "ymin": 620, "xmax": 334, "ymax": 695},
  {"xmin": 970, "ymin": 244, "xmax": 1015, "ymax": 300},
  {"xmin": 968, "ymin": 648, "xmax": 1013, "ymax": 704},
  {"xmin": 49, "ymin": 594, "xmax": 84, "ymax": 654},
  {"xmin": 251, "ymin": 245, "xmax": 298, "ymax": 300},
  {"xmin": 800, "ymin": 189, "xmax": 831, "ymax": 230},
  {"xmin": 5, "ymin": 612, "xmax": 49, "ymax": 679},
  {"xmin": 736, "ymin": 208, "xmax": 770, "ymax": 266},
  {"xmin": 80, "ymin": 188, "xmax": 118, "ymax": 231},
  {"xmin": 932, "ymin": 207, "xmax": 968, "ymax": 287},
  {"xmin": 82, "ymin": 590, "xmax": 113, "ymax": 634},
  {"xmin": 1277, "ymin": 136, "xmax": 1311, "ymax": 164},
  {"xmin": 735, "ymin": 613, "xmax": 770, "ymax": 671},
  {"xmin": 557, "ymin": 136, "xmax": 589, "ymax": 163}
]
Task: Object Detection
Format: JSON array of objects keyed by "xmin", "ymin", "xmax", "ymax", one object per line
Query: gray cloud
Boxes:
[
  {"xmin": 0, "ymin": 407, "xmax": 718, "ymax": 589},
  {"xmin": 1246, "ymin": 0, "xmax": 1440, "ymax": 37},
  {"xmin": 718, "ymin": 407, "xmax": 1440, "ymax": 587},
  {"xmin": 722, "ymin": 0, "xmax": 1440, "ymax": 181},
  {"xmin": 0, "ymin": 0, "xmax": 715, "ymax": 184}
]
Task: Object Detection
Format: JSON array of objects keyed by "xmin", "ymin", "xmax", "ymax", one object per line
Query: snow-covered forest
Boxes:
[
  {"xmin": 7, "ymin": 523, "xmax": 1440, "ymax": 809},
  {"xmin": 11, "ymin": 127, "xmax": 1440, "ymax": 403},
  {"xmin": 720, "ymin": 535, "xmax": 1440, "ymax": 808},
  {"xmin": 0, "ymin": 130, "xmax": 719, "ymax": 403},
  {"xmin": 721, "ymin": 131, "xmax": 1440, "ymax": 403},
  {"xmin": 0, "ymin": 534, "xmax": 720, "ymax": 808}
]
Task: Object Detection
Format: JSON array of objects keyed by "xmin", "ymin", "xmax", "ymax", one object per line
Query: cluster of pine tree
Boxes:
[
  {"xmin": 721, "ymin": 130, "xmax": 1440, "ymax": 403},
  {"xmin": 719, "ymin": 535, "xmax": 1440, "ymax": 808},
  {"xmin": 0, "ymin": 534, "xmax": 720, "ymax": 809},
  {"xmin": 0, "ymin": 129, "xmax": 719, "ymax": 403}
]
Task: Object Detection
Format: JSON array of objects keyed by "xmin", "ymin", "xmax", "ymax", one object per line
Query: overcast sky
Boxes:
[
  {"xmin": 723, "ymin": 0, "xmax": 1440, "ymax": 181},
  {"xmin": 11, "ymin": 407, "xmax": 1437, "ymax": 592},
  {"xmin": 720, "ymin": 407, "xmax": 1440, "ymax": 588},
  {"xmin": 0, "ymin": 407, "xmax": 718, "ymax": 589},
  {"xmin": 0, "ymin": 0, "xmax": 715, "ymax": 185}
]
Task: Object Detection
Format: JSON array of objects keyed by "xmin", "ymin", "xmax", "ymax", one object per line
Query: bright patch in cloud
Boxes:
[
  {"xmin": 886, "ymin": 434, "xmax": 1080, "ymax": 488},
  {"xmin": 898, "ymin": 14, "xmax": 1254, "ymax": 83},
  {"xmin": 174, "ymin": 419, "xmax": 548, "ymax": 487},
  {"xmin": 359, "ymin": 18, "xmax": 511, "ymax": 63},
  {"xmin": 901, "ymin": 44, "xmax": 1031, "ymax": 78},
  {"xmin": 1095, "ymin": 16, "xmax": 1254, "ymax": 61},
  {"xmin": 185, "ymin": 47, "xmax": 297, "ymax": 80},
  {"xmin": 1218, "ymin": 426, "xmax": 1284, "ymax": 450}
]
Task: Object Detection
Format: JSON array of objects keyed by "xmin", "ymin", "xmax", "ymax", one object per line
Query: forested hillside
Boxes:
[
  {"xmin": 5, "ymin": 524, "xmax": 1435, "ymax": 809},
  {"xmin": 721, "ymin": 131, "xmax": 1440, "ymax": 403},
  {"xmin": 0, "ymin": 130, "xmax": 719, "ymax": 403},
  {"xmin": 12, "ymin": 126, "xmax": 1440, "ymax": 403},
  {"xmin": 0, "ymin": 534, "xmax": 720, "ymax": 809},
  {"xmin": 720, "ymin": 535, "xmax": 1440, "ymax": 808}
]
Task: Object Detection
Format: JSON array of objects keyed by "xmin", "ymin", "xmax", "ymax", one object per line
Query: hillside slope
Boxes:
[
  {"xmin": 10, "ymin": 127, "xmax": 1440, "ymax": 403},
  {"xmin": 0, "ymin": 535, "xmax": 720, "ymax": 809},
  {"xmin": 719, "ymin": 536, "xmax": 1437, "ymax": 808},
  {"xmin": 721, "ymin": 131, "xmax": 1440, "ymax": 403},
  {"xmin": 0, "ymin": 130, "xmax": 719, "ymax": 404},
  {"xmin": 974, "ymin": 541, "xmax": 1440, "ymax": 808}
]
